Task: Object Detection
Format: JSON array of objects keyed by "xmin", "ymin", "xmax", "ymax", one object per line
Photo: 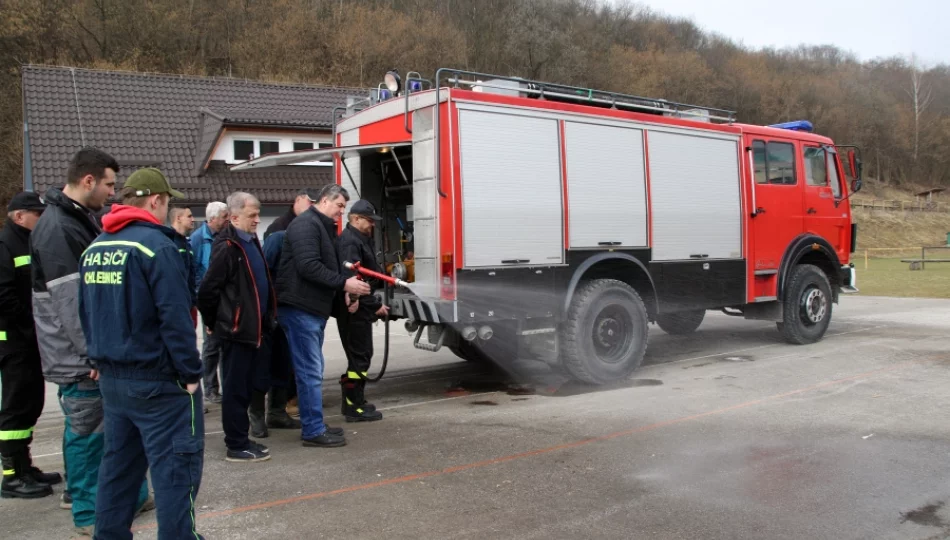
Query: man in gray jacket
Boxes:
[{"xmin": 30, "ymin": 148, "xmax": 150, "ymax": 535}]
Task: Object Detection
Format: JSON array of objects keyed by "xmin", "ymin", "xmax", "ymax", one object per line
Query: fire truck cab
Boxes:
[{"xmin": 234, "ymin": 68, "xmax": 862, "ymax": 385}]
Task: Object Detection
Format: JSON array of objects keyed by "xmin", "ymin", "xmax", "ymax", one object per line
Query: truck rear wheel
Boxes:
[
  {"xmin": 560, "ymin": 279, "xmax": 649, "ymax": 385},
  {"xmin": 779, "ymin": 264, "xmax": 833, "ymax": 345},
  {"xmin": 656, "ymin": 309, "xmax": 705, "ymax": 335}
]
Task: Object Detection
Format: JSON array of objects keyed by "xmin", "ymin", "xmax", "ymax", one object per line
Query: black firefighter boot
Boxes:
[
  {"xmin": 1, "ymin": 452, "xmax": 53, "ymax": 499},
  {"xmin": 266, "ymin": 387, "xmax": 301, "ymax": 430},
  {"xmin": 24, "ymin": 448, "xmax": 62, "ymax": 486},
  {"xmin": 248, "ymin": 390, "xmax": 268, "ymax": 439},
  {"xmin": 354, "ymin": 379, "xmax": 377, "ymax": 413},
  {"xmin": 340, "ymin": 375, "xmax": 382, "ymax": 422}
]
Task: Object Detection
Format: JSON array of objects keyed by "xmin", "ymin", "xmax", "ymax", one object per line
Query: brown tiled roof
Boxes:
[{"xmin": 21, "ymin": 65, "xmax": 365, "ymax": 204}]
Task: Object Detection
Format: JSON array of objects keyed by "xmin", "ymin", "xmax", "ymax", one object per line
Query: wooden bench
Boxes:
[{"xmin": 901, "ymin": 258, "xmax": 950, "ymax": 270}]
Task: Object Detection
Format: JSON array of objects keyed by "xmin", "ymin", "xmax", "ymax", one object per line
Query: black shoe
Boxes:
[
  {"xmin": 325, "ymin": 425, "xmax": 344, "ymax": 436},
  {"xmin": 22, "ymin": 451, "xmax": 63, "ymax": 486},
  {"xmin": 302, "ymin": 432, "xmax": 346, "ymax": 448},
  {"xmin": 266, "ymin": 387, "xmax": 302, "ymax": 429},
  {"xmin": 1, "ymin": 454, "xmax": 53, "ymax": 499},
  {"xmin": 225, "ymin": 446, "xmax": 271, "ymax": 463},
  {"xmin": 27, "ymin": 466, "xmax": 62, "ymax": 486},
  {"xmin": 343, "ymin": 400, "xmax": 383, "ymax": 423},
  {"xmin": 354, "ymin": 380, "xmax": 377, "ymax": 412},
  {"xmin": 266, "ymin": 411, "xmax": 302, "ymax": 429}
]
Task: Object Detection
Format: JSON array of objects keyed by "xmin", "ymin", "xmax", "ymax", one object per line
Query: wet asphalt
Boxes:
[{"xmin": 3, "ymin": 295, "xmax": 950, "ymax": 539}]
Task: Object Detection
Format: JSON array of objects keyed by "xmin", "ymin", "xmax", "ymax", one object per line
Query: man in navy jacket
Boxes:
[
  {"xmin": 79, "ymin": 168, "xmax": 204, "ymax": 539},
  {"xmin": 197, "ymin": 192, "xmax": 277, "ymax": 463}
]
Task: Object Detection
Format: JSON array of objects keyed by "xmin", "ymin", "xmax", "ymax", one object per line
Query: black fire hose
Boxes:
[{"xmin": 359, "ymin": 283, "xmax": 390, "ymax": 384}]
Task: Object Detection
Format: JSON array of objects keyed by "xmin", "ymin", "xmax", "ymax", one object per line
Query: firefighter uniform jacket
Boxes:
[
  {"xmin": 0, "ymin": 219, "xmax": 38, "ymax": 355},
  {"xmin": 78, "ymin": 205, "xmax": 201, "ymax": 384},
  {"xmin": 30, "ymin": 188, "xmax": 102, "ymax": 385},
  {"xmin": 338, "ymin": 223, "xmax": 383, "ymax": 316}
]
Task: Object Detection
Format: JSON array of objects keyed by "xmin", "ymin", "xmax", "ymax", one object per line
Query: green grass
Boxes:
[{"xmin": 855, "ymin": 258, "xmax": 950, "ymax": 299}]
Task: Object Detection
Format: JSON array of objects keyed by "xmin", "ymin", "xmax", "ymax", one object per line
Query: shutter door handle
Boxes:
[
  {"xmin": 501, "ymin": 259, "xmax": 530, "ymax": 264},
  {"xmin": 689, "ymin": 254, "xmax": 709, "ymax": 259},
  {"xmin": 598, "ymin": 241, "xmax": 622, "ymax": 246}
]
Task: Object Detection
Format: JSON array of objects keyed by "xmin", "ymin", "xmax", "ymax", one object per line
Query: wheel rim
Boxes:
[
  {"xmin": 798, "ymin": 286, "xmax": 827, "ymax": 326},
  {"xmin": 591, "ymin": 304, "xmax": 634, "ymax": 364}
]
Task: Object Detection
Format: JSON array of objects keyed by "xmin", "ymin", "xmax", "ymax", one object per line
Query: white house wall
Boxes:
[{"xmin": 212, "ymin": 130, "xmax": 334, "ymax": 165}]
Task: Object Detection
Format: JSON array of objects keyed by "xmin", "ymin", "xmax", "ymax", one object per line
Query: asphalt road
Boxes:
[{"xmin": 3, "ymin": 295, "xmax": 950, "ymax": 539}]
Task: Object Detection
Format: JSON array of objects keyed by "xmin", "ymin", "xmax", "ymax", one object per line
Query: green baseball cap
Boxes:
[{"xmin": 124, "ymin": 168, "xmax": 184, "ymax": 198}]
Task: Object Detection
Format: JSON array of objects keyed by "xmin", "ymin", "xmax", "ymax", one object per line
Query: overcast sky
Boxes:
[{"xmin": 627, "ymin": 0, "xmax": 949, "ymax": 65}]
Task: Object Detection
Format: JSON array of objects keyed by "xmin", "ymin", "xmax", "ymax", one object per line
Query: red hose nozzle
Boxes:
[{"xmin": 344, "ymin": 261, "xmax": 411, "ymax": 289}]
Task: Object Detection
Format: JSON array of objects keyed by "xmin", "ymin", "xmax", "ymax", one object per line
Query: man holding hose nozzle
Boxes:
[
  {"xmin": 337, "ymin": 200, "xmax": 388, "ymax": 422},
  {"xmin": 276, "ymin": 184, "xmax": 370, "ymax": 448}
]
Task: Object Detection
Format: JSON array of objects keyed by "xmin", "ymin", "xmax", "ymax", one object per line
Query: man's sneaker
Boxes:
[
  {"xmin": 206, "ymin": 391, "xmax": 222, "ymax": 404},
  {"xmin": 60, "ymin": 491, "xmax": 73, "ymax": 509},
  {"xmin": 225, "ymin": 445, "xmax": 271, "ymax": 463},
  {"xmin": 302, "ymin": 432, "xmax": 346, "ymax": 448}
]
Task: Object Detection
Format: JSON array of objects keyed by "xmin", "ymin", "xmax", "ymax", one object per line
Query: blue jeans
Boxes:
[
  {"xmin": 96, "ymin": 375, "xmax": 204, "ymax": 540},
  {"xmin": 278, "ymin": 306, "xmax": 328, "ymax": 439}
]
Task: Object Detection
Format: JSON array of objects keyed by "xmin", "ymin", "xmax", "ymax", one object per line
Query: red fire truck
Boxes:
[{"xmin": 235, "ymin": 68, "xmax": 863, "ymax": 385}]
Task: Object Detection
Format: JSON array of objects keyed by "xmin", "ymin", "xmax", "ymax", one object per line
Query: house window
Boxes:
[
  {"xmin": 259, "ymin": 141, "xmax": 280, "ymax": 155},
  {"xmin": 234, "ymin": 140, "xmax": 254, "ymax": 161},
  {"xmin": 293, "ymin": 142, "xmax": 314, "ymax": 151}
]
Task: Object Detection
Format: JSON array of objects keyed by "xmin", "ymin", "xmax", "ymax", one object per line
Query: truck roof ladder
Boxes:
[{"xmin": 433, "ymin": 68, "xmax": 737, "ymax": 124}]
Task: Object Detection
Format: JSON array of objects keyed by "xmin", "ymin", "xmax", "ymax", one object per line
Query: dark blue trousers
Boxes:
[{"xmin": 95, "ymin": 375, "xmax": 205, "ymax": 540}]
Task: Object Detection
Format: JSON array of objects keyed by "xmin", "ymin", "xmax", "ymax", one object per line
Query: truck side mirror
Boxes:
[{"xmin": 851, "ymin": 178, "xmax": 862, "ymax": 193}]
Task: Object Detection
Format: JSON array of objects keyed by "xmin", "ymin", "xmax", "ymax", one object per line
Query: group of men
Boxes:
[{"xmin": 0, "ymin": 147, "xmax": 391, "ymax": 538}]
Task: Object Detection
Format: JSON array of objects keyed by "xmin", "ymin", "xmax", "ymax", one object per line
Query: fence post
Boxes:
[
  {"xmin": 865, "ymin": 249, "xmax": 868, "ymax": 270},
  {"xmin": 922, "ymin": 246, "xmax": 926, "ymax": 271}
]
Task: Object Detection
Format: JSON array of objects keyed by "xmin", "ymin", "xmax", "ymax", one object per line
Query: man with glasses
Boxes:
[{"xmin": 275, "ymin": 185, "xmax": 369, "ymax": 448}]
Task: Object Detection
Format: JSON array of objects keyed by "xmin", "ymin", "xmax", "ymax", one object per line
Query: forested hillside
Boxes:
[{"xmin": 1, "ymin": 0, "xmax": 948, "ymax": 205}]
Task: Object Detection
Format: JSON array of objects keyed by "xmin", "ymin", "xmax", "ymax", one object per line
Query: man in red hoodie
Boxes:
[{"xmin": 79, "ymin": 168, "xmax": 204, "ymax": 539}]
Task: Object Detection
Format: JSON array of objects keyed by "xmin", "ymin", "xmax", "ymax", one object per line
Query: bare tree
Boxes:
[{"xmin": 906, "ymin": 54, "xmax": 934, "ymax": 164}]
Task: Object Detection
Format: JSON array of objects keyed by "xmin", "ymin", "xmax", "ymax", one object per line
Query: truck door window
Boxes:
[
  {"xmin": 754, "ymin": 140, "xmax": 796, "ymax": 185},
  {"xmin": 752, "ymin": 140, "xmax": 767, "ymax": 184},
  {"xmin": 827, "ymin": 150, "xmax": 842, "ymax": 198},
  {"xmin": 804, "ymin": 146, "xmax": 827, "ymax": 186}
]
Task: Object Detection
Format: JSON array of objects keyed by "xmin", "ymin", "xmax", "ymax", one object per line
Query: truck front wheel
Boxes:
[
  {"xmin": 560, "ymin": 279, "xmax": 649, "ymax": 385},
  {"xmin": 779, "ymin": 264, "xmax": 833, "ymax": 345}
]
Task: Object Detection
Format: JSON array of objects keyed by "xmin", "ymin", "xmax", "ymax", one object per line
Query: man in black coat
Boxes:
[
  {"xmin": 0, "ymin": 192, "xmax": 61, "ymax": 499},
  {"xmin": 336, "ymin": 200, "xmax": 388, "ymax": 422},
  {"xmin": 276, "ymin": 184, "xmax": 369, "ymax": 448}
]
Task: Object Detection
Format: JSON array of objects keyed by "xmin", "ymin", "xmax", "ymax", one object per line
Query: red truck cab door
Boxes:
[
  {"xmin": 745, "ymin": 135, "xmax": 804, "ymax": 301},
  {"xmin": 801, "ymin": 144, "xmax": 849, "ymax": 261}
]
